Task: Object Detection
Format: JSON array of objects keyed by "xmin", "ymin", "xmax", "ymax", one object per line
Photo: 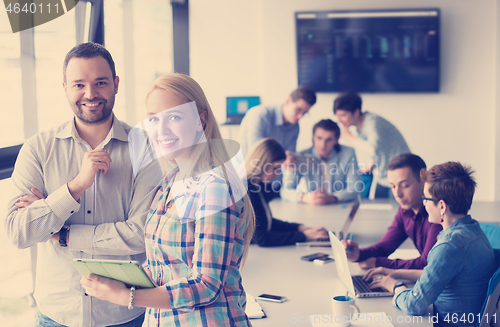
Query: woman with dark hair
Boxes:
[
  {"xmin": 365, "ymin": 162, "xmax": 496, "ymax": 326},
  {"xmin": 245, "ymin": 138, "xmax": 328, "ymax": 247}
]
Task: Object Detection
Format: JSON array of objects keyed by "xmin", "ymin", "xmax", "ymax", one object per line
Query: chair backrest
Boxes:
[
  {"xmin": 480, "ymin": 223, "xmax": 500, "ymax": 249},
  {"xmin": 479, "ymin": 251, "xmax": 500, "ymax": 327}
]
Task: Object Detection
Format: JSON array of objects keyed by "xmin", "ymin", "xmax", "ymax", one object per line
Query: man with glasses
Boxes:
[
  {"xmin": 341, "ymin": 153, "xmax": 442, "ymax": 269},
  {"xmin": 239, "ymin": 86, "xmax": 316, "ymax": 199},
  {"xmin": 239, "ymin": 85, "xmax": 316, "ymax": 156}
]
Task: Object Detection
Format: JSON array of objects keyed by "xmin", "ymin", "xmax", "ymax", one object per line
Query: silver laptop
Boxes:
[
  {"xmin": 329, "ymin": 230, "xmax": 393, "ymax": 298},
  {"xmin": 337, "ymin": 194, "xmax": 361, "ymax": 241}
]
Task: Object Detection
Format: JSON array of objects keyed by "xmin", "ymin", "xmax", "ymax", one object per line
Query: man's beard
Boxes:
[{"xmin": 73, "ymin": 97, "xmax": 114, "ymax": 125}]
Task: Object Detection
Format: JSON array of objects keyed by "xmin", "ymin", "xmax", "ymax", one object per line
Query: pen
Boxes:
[{"xmin": 348, "ymin": 234, "xmax": 354, "ymax": 254}]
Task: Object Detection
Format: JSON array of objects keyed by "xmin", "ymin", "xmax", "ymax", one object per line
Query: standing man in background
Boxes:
[
  {"xmin": 5, "ymin": 42, "xmax": 159, "ymax": 327},
  {"xmin": 239, "ymin": 85, "xmax": 316, "ymax": 156},
  {"xmin": 239, "ymin": 86, "xmax": 316, "ymax": 198},
  {"xmin": 333, "ymin": 93, "xmax": 410, "ymax": 198}
]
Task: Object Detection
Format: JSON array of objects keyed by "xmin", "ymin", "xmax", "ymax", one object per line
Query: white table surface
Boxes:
[{"xmin": 241, "ymin": 199, "xmax": 500, "ymax": 327}]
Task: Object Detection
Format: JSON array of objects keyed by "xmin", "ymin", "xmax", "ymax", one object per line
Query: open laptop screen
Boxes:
[
  {"xmin": 226, "ymin": 96, "xmax": 260, "ymax": 124},
  {"xmin": 338, "ymin": 194, "xmax": 361, "ymax": 240}
]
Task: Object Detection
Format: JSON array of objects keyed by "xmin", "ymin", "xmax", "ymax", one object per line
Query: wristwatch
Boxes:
[
  {"xmin": 393, "ymin": 281, "xmax": 407, "ymax": 293},
  {"xmin": 59, "ymin": 226, "xmax": 69, "ymax": 247}
]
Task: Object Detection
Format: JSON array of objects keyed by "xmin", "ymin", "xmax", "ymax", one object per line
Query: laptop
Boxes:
[
  {"xmin": 295, "ymin": 194, "xmax": 361, "ymax": 247},
  {"xmin": 224, "ymin": 96, "xmax": 260, "ymax": 125},
  {"xmin": 337, "ymin": 194, "xmax": 361, "ymax": 241},
  {"xmin": 329, "ymin": 230, "xmax": 393, "ymax": 298}
]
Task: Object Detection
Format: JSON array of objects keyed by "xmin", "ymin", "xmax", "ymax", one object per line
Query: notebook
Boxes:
[
  {"xmin": 224, "ymin": 96, "xmax": 260, "ymax": 125},
  {"xmin": 329, "ymin": 231, "xmax": 393, "ymax": 298},
  {"xmin": 245, "ymin": 294, "xmax": 266, "ymax": 319}
]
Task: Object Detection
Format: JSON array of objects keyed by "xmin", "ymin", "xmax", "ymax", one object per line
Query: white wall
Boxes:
[
  {"xmin": 191, "ymin": 0, "xmax": 499, "ymax": 201},
  {"xmin": 190, "ymin": 0, "xmax": 264, "ymax": 123}
]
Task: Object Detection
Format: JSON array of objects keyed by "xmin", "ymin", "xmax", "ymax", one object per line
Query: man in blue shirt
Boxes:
[
  {"xmin": 239, "ymin": 86, "xmax": 316, "ymax": 156},
  {"xmin": 281, "ymin": 119, "xmax": 360, "ymax": 204}
]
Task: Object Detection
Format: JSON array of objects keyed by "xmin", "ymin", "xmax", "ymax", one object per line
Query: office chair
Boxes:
[
  {"xmin": 480, "ymin": 223, "xmax": 500, "ymax": 249},
  {"xmin": 478, "ymin": 249, "xmax": 500, "ymax": 327}
]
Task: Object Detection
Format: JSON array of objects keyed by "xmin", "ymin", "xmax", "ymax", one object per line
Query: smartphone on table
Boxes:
[
  {"xmin": 300, "ymin": 252, "xmax": 329, "ymax": 262},
  {"xmin": 256, "ymin": 294, "xmax": 287, "ymax": 303}
]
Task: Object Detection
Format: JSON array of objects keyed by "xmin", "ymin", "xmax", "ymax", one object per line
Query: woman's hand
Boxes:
[
  {"xmin": 340, "ymin": 239, "xmax": 360, "ymax": 262},
  {"xmin": 299, "ymin": 226, "xmax": 329, "ymax": 241},
  {"xmin": 80, "ymin": 274, "xmax": 129, "ymax": 306},
  {"xmin": 363, "ymin": 267, "xmax": 395, "ymax": 282},
  {"xmin": 368, "ymin": 275, "xmax": 398, "ymax": 292}
]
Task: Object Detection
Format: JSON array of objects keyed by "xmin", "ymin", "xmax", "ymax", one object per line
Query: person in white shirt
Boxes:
[
  {"xmin": 333, "ymin": 93, "xmax": 410, "ymax": 198},
  {"xmin": 5, "ymin": 42, "xmax": 159, "ymax": 327}
]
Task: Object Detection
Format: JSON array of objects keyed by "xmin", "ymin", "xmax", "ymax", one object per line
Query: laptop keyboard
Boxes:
[{"xmin": 352, "ymin": 275, "xmax": 386, "ymax": 293}]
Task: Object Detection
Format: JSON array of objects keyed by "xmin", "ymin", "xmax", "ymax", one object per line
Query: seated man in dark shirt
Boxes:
[{"xmin": 341, "ymin": 153, "xmax": 442, "ymax": 269}]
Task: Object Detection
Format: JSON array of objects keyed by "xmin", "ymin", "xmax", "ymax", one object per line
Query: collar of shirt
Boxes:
[
  {"xmin": 274, "ymin": 105, "xmax": 285, "ymax": 126},
  {"xmin": 55, "ymin": 115, "xmax": 129, "ymax": 145},
  {"xmin": 437, "ymin": 215, "xmax": 475, "ymax": 241},
  {"xmin": 401, "ymin": 203, "xmax": 427, "ymax": 221},
  {"xmin": 162, "ymin": 166, "xmax": 180, "ymax": 186},
  {"xmin": 312, "ymin": 147, "xmax": 333, "ymax": 162},
  {"xmin": 446, "ymin": 215, "xmax": 474, "ymax": 230}
]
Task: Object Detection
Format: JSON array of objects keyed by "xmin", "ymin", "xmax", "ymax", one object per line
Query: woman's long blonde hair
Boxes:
[
  {"xmin": 147, "ymin": 73, "xmax": 255, "ymax": 264},
  {"xmin": 245, "ymin": 138, "xmax": 287, "ymax": 181}
]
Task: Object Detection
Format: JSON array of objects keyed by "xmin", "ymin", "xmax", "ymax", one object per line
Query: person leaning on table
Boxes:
[
  {"xmin": 245, "ymin": 138, "xmax": 329, "ymax": 247},
  {"xmin": 365, "ymin": 162, "xmax": 496, "ymax": 327}
]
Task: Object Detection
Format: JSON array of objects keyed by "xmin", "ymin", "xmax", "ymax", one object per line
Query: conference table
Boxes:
[{"xmin": 241, "ymin": 198, "xmax": 500, "ymax": 327}]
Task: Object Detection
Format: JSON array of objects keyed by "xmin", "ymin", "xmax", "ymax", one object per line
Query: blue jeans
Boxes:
[{"xmin": 35, "ymin": 310, "xmax": 145, "ymax": 327}]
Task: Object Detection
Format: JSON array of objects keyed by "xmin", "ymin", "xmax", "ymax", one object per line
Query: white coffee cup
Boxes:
[{"xmin": 331, "ymin": 295, "xmax": 360, "ymax": 327}]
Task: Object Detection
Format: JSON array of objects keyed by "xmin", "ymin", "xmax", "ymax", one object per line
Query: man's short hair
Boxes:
[
  {"xmin": 333, "ymin": 93, "xmax": 362, "ymax": 114},
  {"xmin": 290, "ymin": 85, "xmax": 317, "ymax": 106},
  {"xmin": 312, "ymin": 119, "xmax": 341, "ymax": 153},
  {"xmin": 421, "ymin": 162, "xmax": 476, "ymax": 215},
  {"xmin": 386, "ymin": 153, "xmax": 426, "ymax": 181},
  {"xmin": 63, "ymin": 42, "xmax": 116, "ymax": 83}
]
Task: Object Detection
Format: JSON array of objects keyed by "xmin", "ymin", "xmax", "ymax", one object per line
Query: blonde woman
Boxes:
[
  {"xmin": 246, "ymin": 138, "xmax": 328, "ymax": 246},
  {"xmin": 81, "ymin": 73, "xmax": 254, "ymax": 326}
]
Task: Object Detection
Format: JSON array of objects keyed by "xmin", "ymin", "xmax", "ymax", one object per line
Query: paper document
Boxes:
[
  {"xmin": 310, "ymin": 312, "xmax": 394, "ymax": 326},
  {"xmin": 245, "ymin": 294, "xmax": 266, "ymax": 319},
  {"xmin": 387, "ymin": 249, "xmax": 420, "ymax": 260}
]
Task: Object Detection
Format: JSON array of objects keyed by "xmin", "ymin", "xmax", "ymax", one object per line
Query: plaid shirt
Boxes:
[{"xmin": 143, "ymin": 167, "xmax": 251, "ymax": 327}]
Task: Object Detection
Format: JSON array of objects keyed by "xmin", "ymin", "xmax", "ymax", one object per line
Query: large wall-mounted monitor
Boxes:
[{"xmin": 296, "ymin": 8, "xmax": 440, "ymax": 93}]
